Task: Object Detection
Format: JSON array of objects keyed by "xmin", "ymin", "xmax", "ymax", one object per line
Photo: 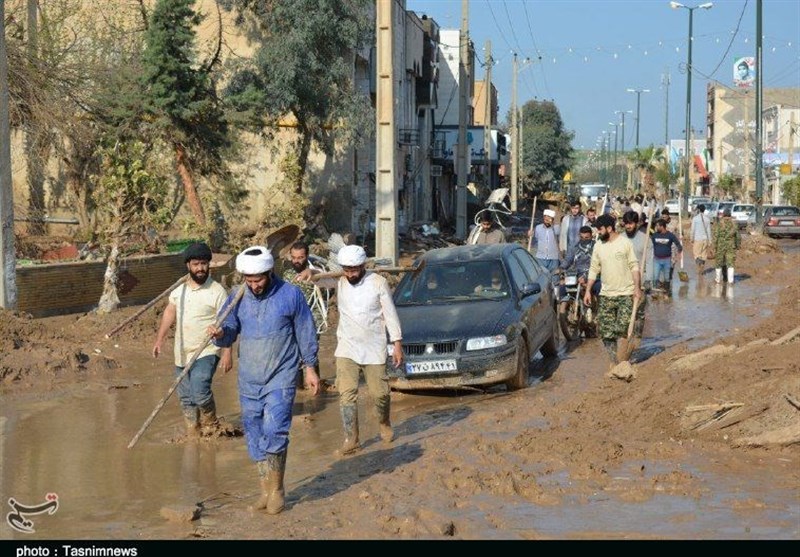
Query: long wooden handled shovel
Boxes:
[
  {"xmin": 127, "ymin": 283, "xmax": 247, "ymax": 449},
  {"xmin": 104, "ymin": 275, "xmax": 188, "ymax": 339}
]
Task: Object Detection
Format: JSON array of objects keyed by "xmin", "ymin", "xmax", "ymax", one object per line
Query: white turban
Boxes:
[
  {"xmin": 337, "ymin": 245, "xmax": 367, "ymax": 267},
  {"xmin": 543, "ymin": 209, "xmax": 556, "ymax": 218},
  {"xmin": 236, "ymin": 245, "xmax": 274, "ymax": 275}
]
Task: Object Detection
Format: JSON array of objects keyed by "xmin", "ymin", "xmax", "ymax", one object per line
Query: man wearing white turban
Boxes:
[
  {"xmin": 315, "ymin": 244, "xmax": 404, "ymax": 456},
  {"xmin": 210, "ymin": 245, "xmax": 320, "ymax": 515},
  {"xmin": 530, "ymin": 208, "xmax": 561, "ymax": 272}
]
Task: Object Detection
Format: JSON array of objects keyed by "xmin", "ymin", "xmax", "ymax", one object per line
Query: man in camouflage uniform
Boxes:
[
  {"xmin": 713, "ymin": 207, "xmax": 740, "ymax": 285},
  {"xmin": 585, "ymin": 214, "xmax": 641, "ymax": 366},
  {"xmin": 283, "ymin": 241, "xmax": 327, "ymax": 388}
]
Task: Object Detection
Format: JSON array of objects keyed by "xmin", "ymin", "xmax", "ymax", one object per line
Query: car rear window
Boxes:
[
  {"xmin": 773, "ymin": 206, "xmax": 800, "ymax": 216},
  {"xmin": 732, "ymin": 205, "xmax": 754, "ymax": 213}
]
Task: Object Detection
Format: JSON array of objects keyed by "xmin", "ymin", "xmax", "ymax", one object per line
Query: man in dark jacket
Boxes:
[{"xmin": 650, "ymin": 219, "xmax": 683, "ymax": 292}]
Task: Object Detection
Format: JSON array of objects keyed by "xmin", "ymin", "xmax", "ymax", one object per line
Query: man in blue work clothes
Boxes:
[{"xmin": 210, "ymin": 245, "xmax": 320, "ymax": 515}]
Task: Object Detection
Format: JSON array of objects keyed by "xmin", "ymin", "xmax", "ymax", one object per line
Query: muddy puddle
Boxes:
[{"xmin": 0, "ymin": 259, "xmax": 793, "ymax": 540}]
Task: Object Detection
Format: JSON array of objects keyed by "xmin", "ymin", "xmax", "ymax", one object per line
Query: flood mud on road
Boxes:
[{"xmin": 1, "ymin": 236, "xmax": 798, "ymax": 540}]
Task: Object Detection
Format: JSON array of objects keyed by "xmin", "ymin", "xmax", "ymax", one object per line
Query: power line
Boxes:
[
  {"xmin": 705, "ymin": 0, "xmax": 749, "ymax": 79},
  {"xmin": 501, "ymin": 0, "xmax": 525, "ymax": 56},
  {"xmin": 484, "ymin": 0, "xmax": 515, "ymax": 54},
  {"xmin": 521, "ymin": 1, "xmax": 551, "ymax": 99}
]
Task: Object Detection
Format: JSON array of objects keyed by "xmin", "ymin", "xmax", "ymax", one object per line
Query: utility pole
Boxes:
[
  {"xmin": 627, "ymin": 88, "xmax": 650, "ymax": 150},
  {"xmin": 483, "ymin": 40, "xmax": 492, "ymax": 191},
  {"xmin": 744, "ymin": 91, "xmax": 751, "ymax": 195},
  {"xmin": 616, "ymin": 109, "xmax": 632, "ymax": 154},
  {"xmin": 375, "ymin": 0, "xmax": 398, "ymax": 264},
  {"xmin": 455, "ymin": 0, "xmax": 470, "ymax": 238},
  {"xmin": 511, "ymin": 53, "xmax": 519, "ymax": 212},
  {"xmin": 755, "ymin": 0, "xmax": 764, "ymax": 223},
  {"xmin": 662, "ymin": 68, "xmax": 671, "ymax": 146},
  {"xmin": 0, "ymin": 0, "xmax": 17, "ymax": 308}
]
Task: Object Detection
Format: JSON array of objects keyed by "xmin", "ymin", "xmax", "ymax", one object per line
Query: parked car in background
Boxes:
[
  {"xmin": 389, "ymin": 243, "xmax": 560, "ymax": 392},
  {"xmin": 762, "ymin": 205, "xmax": 800, "ymax": 238},
  {"xmin": 704, "ymin": 201, "xmax": 720, "ymax": 223},
  {"xmin": 690, "ymin": 196, "xmax": 712, "ymax": 213},
  {"xmin": 664, "ymin": 198, "xmax": 681, "ymax": 214},
  {"xmin": 731, "ymin": 203, "xmax": 757, "ymax": 229},
  {"xmin": 716, "ymin": 201, "xmax": 735, "ymax": 221}
]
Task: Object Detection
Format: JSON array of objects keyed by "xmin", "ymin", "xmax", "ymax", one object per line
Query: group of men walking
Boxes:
[
  {"xmin": 153, "ymin": 240, "xmax": 403, "ymax": 515},
  {"xmin": 151, "ymin": 194, "xmax": 741, "ymax": 516}
]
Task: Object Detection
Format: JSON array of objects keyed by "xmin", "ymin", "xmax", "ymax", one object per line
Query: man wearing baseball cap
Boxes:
[
  {"xmin": 209, "ymin": 245, "xmax": 320, "ymax": 515},
  {"xmin": 315, "ymin": 244, "xmax": 404, "ymax": 457},
  {"xmin": 152, "ymin": 242, "xmax": 231, "ymax": 438}
]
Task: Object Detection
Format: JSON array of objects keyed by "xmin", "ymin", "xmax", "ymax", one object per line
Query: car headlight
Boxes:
[{"xmin": 466, "ymin": 335, "xmax": 508, "ymax": 351}]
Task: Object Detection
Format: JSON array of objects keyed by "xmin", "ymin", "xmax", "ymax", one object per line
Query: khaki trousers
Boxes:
[{"xmin": 335, "ymin": 358, "xmax": 390, "ymax": 412}]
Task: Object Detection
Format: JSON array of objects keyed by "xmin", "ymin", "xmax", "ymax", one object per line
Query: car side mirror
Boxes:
[{"xmin": 520, "ymin": 282, "xmax": 542, "ymax": 297}]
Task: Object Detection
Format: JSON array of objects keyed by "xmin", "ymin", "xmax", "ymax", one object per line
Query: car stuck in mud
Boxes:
[{"xmin": 387, "ymin": 244, "xmax": 560, "ymax": 392}]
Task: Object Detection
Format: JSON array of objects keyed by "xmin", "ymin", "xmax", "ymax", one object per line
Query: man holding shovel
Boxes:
[
  {"xmin": 152, "ymin": 242, "xmax": 232, "ymax": 437},
  {"xmin": 584, "ymin": 214, "xmax": 641, "ymax": 367}
]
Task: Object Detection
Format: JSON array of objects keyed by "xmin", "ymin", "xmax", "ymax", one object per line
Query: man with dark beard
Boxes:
[
  {"xmin": 315, "ymin": 245, "xmax": 404, "ymax": 457},
  {"xmin": 152, "ymin": 242, "xmax": 232, "ymax": 437},
  {"xmin": 584, "ymin": 215, "xmax": 641, "ymax": 367},
  {"xmin": 210, "ymin": 245, "xmax": 320, "ymax": 515},
  {"xmin": 283, "ymin": 241, "xmax": 328, "ymax": 389}
]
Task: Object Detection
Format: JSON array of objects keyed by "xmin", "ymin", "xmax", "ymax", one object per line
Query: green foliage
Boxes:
[
  {"xmin": 781, "ymin": 175, "xmax": 800, "ymax": 206},
  {"xmin": 91, "ymin": 141, "xmax": 172, "ymax": 245},
  {"xmin": 141, "ymin": 0, "xmax": 231, "ymax": 176},
  {"xmin": 717, "ymin": 173, "xmax": 742, "ymax": 199},
  {"xmin": 518, "ymin": 100, "xmax": 574, "ymax": 190},
  {"xmin": 260, "ymin": 152, "xmax": 311, "ymax": 230},
  {"xmin": 627, "ymin": 145, "xmax": 666, "ymax": 193},
  {"xmin": 222, "ymin": 0, "xmax": 373, "ymax": 177}
]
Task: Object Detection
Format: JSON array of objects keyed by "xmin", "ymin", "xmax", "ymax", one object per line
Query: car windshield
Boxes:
[
  {"xmin": 733, "ymin": 205, "xmax": 754, "ymax": 213},
  {"xmin": 580, "ymin": 185, "xmax": 607, "ymax": 199},
  {"xmin": 394, "ymin": 260, "xmax": 510, "ymax": 305}
]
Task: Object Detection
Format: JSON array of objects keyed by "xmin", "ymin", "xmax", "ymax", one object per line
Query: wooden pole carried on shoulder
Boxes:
[
  {"xmin": 527, "ymin": 196, "xmax": 538, "ymax": 252},
  {"xmin": 127, "ymin": 282, "xmax": 247, "ymax": 449},
  {"xmin": 104, "ymin": 275, "xmax": 188, "ymax": 339}
]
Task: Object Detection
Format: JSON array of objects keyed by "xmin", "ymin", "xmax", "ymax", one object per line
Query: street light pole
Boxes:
[
  {"xmin": 626, "ymin": 88, "xmax": 650, "ymax": 150},
  {"xmin": 671, "ymin": 1, "xmax": 713, "ymax": 216},
  {"xmin": 610, "ymin": 122, "xmax": 619, "ymax": 188}
]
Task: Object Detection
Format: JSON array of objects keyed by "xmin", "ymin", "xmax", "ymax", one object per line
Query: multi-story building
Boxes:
[{"xmin": 706, "ymin": 84, "xmax": 800, "ymax": 199}]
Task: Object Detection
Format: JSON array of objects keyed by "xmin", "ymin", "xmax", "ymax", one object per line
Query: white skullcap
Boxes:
[
  {"xmin": 543, "ymin": 209, "xmax": 556, "ymax": 218},
  {"xmin": 236, "ymin": 245, "xmax": 274, "ymax": 275},
  {"xmin": 337, "ymin": 245, "xmax": 367, "ymax": 267}
]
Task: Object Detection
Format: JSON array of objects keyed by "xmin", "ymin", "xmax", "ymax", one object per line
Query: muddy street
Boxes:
[{"xmin": 1, "ymin": 237, "xmax": 799, "ymax": 540}]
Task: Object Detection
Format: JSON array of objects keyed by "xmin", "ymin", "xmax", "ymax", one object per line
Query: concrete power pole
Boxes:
[
  {"xmin": 483, "ymin": 40, "xmax": 492, "ymax": 192},
  {"xmin": 375, "ymin": 0, "xmax": 398, "ymax": 264},
  {"xmin": 755, "ymin": 0, "xmax": 764, "ymax": 223},
  {"xmin": 455, "ymin": 0, "xmax": 470, "ymax": 239},
  {"xmin": 511, "ymin": 53, "xmax": 518, "ymax": 212},
  {"xmin": 0, "ymin": 0, "xmax": 18, "ymax": 308},
  {"xmin": 662, "ymin": 69, "xmax": 670, "ymax": 147}
]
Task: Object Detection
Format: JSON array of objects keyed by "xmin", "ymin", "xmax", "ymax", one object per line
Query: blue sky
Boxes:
[{"xmin": 405, "ymin": 0, "xmax": 800, "ymax": 151}]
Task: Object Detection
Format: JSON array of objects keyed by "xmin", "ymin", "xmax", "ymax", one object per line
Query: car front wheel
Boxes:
[
  {"xmin": 505, "ymin": 338, "xmax": 529, "ymax": 391},
  {"xmin": 540, "ymin": 312, "xmax": 560, "ymax": 357}
]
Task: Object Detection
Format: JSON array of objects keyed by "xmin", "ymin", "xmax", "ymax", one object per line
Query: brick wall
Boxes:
[{"xmin": 16, "ymin": 253, "xmax": 186, "ymax": 317}]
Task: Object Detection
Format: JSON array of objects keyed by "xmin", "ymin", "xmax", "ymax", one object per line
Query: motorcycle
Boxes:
[{"xmin": 557, "ymin": 270, "xmax": 598, "ymax": 341}]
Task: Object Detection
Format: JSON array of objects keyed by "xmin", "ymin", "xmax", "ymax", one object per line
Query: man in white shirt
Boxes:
[
  {"xmin": 690, "ymin": 204, "xmax": 712, "ymax": 275},
  {"xmin": 152, "ymin": 242, "xmax": 232, "ymax": 437},
  {"xmin": 316, "ymin": 245, "xmax": 404, "ymax": 456}
]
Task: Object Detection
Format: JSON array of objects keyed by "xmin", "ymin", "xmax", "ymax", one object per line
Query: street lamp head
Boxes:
[
  {"xmin": 670, "ymin": 1, "xmax": 685, "ymax": 9},
  {"xmin": 698, "ymin": 2, "xmax": 713, "ymax": 9}
]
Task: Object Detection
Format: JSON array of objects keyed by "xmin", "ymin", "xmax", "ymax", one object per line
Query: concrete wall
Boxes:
[{"xmin": 16, "ymin": 253, "xmax": 185, "ymax": 317}]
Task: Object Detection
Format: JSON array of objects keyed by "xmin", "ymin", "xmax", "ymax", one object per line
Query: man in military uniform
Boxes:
[{"xmin": 713, "ymin": 207, "xmax": 740, "ymax": 285}]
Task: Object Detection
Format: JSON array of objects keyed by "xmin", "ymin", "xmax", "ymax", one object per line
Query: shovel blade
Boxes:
[{"xmin": 616, "ymin": 336, "xmax": 639, "ymax": 363}]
